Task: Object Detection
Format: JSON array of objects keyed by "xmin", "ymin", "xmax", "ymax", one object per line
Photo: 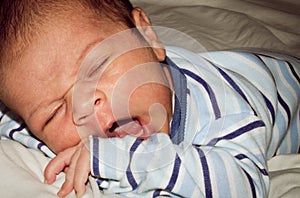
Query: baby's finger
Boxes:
[
  {"xmin": 44, "ymin": 148, "xmax": 75, "ymax": 184},
  {"xmin": 74, "ymin": 145, "xmax": 91, "ymax": 197},
  {"xmin": 57, "ymin": 145, "xmax": 82, "ymax": 197},
  {"xmin": 57, "ymin": 176, "xmax": 75, "ymax": 198}
]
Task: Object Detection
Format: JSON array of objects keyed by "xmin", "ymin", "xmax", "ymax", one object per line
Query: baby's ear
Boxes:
[{"xmin": 131, "ymin": 8, "xmax": 166, "ymax": 61}]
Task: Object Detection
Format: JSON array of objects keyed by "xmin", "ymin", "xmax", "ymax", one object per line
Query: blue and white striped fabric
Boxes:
[
  {"xmin": 89, "ymin": 47, "xmax": 299, "ymax": 197},
  {"xmin": 0, "ymin": 47, "xmax": 299, "ymax": 197}
]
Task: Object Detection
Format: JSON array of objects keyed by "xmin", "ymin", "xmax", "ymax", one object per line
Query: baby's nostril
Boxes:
[{"xmin": 94, "ymin": 99, "xmax": 101, "ymax": 105}]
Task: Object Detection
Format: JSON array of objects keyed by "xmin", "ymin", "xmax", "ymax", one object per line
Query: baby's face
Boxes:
[{"xmin": 2, "ymin": 13, "xmax": 173, "ymax": 153}]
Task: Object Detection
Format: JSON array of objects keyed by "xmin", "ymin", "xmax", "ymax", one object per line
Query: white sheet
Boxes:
[{"xmin": 0, "ymin": 140, "xmax": 78, "ymax": 198}]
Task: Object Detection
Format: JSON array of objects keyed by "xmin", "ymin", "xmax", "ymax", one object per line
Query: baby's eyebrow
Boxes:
[{"xmin": 87, "ymin": 56, "xmax": 110, "ymax": 78}]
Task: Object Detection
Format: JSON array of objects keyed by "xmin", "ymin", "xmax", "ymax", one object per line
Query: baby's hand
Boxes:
[{"xmin": 44, "ymin": 141, "xmax": 90, "ymax": 197}]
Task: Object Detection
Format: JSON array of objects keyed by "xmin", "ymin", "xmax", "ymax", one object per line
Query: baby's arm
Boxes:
[
  {"xmin": 88, "ymin": 114, "xmax": 269, "ymax": 197},
  {"xmin": 44, "ymin": 141, "xmax": 90, "ymax": 197},
  {"xmin": 44, "ymin": 114, "xmax": 268, "ymax": 197}
]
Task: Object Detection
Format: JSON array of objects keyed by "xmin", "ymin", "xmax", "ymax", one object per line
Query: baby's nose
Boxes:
[
  {"xmin": 72, "ymin": 79, "xmax": 99, "ymax": 126},
  {"xmin": 72, "ymin": 95, "xmax": 107, "ymax": 138},
  {"xmin": 72, "ymin": 98, "xmax": 95, "ymax": 126},
  {"xmin": 73, "ymin": 96, "xmax": 108, "ymax": 138}
]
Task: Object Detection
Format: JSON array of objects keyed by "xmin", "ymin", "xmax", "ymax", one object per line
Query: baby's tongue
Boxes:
[{"xmin": 115, "ymin": 120, "xmax": 144, "ymax": 137}]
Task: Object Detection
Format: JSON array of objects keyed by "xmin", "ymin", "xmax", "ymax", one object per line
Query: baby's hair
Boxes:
[{"xmin": 0, "ymin": 0, "xmax": 135, "ymax": 79}]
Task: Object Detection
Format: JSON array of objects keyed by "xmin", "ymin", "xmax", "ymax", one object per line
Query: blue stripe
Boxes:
[
  {"xmin": 235, "ymin": 154, "xmax": 268, "ymax": 176},
  {"xmin": 261, "ymin": 93, "xmax": 275, "ymax": 125},
  {"xmin": 96, "ymin": 179, "xmax": 104, "ymax": 187},
  {"xmin": 243, "ymin": 170, "xmax": 257, "ymax": 198},
  {"xmin": 278, "ymin": 93, "xmax": 291, "ymax": 125},
  {"xmin": 287, "ymin": 61, "xmax": 300, "ymax": 85},
  {"xmin": 278, "ymin": 60, "xmax": 300, "ymax": 94},
  {"xmin": 126, "ymin": 138, "xmax": 143, "ymax": 190},
  {"xmin": 152, "ymin": 189, "xmax": 162, "ymax": 197},
  {"xmin": 92, "ymin": 136, "xmax": 100, "ymax": 177},
  {"xmin": 216, "ymin": 66, "xmax": 258, "ymax": 116},
  {"xmin": 170, "ymin": 94, "xmax": 183, "ymax": 144},
  {"xmin": 217, "ymin": 67, "xmax": 248, "ymax": 102},
  {"xmin": 181, "ymin": 68, "xmax": 221, "ymax": 119},
  {"xmin": 37, "ymin": 142, "xmax": 44, "ymax": 150},
  {"xmin": 197, "ymin": 148, "xmax": 212, "ymax": 198},
  {"xmin": 165, "ymin": 154, "xmax": 181, "ymax": 191},
  {"xmin": 8, "ymin": 123, "xmax": 26, "ymax": 139},
  {"xmin": 167, "ymin": 57, "xmax": 188, "ymax": 144},
  {"xmin": 252, "ymin": 54, "xmax": 280, "ymax": 123},
  {"xmin": 209, "ymin": 120, "xmax": 265, "ymax": 145}
]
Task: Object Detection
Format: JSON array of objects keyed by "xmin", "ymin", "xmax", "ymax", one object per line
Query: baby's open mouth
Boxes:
[{"xmin": 106, "ymin": 118, "xmax": 146, "ymax": 138}]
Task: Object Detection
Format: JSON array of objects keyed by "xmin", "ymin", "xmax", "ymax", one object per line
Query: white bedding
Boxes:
[
  {"xmin": 268, "ymin": 155, "xmax": 300, "ymax": 197},
  {"xmin": 0, "ymin": 140, "xmax": 119, "ymax": 198},
  {"xmin": 1, "ymin": 0, "xmax": 299, "ymax": 197},
  {"xmin": 131, "ymin": 0, "xmax": 300, "ymax": 56}
]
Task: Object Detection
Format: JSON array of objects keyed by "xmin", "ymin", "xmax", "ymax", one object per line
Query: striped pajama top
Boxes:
[{"xmin": 1, "ymin": 46, "xmax": 299, "ymax": 197}]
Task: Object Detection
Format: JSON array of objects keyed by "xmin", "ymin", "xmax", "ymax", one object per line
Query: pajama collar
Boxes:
[{"xmin": 166, "ymin": 57, "xmax": 188, "ymax": 144}]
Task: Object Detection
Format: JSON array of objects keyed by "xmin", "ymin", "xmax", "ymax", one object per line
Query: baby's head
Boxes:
[
  {"xmin": 0, "ymin": 0, "xmax": 173, "ymax": 153},
  {"xmin": 0, "ymin": 0, "xmax": 135, "ymax": 73}
]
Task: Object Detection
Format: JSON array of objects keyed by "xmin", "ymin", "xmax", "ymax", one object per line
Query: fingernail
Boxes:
[{"xmin": 44, "ymin": 179, "xmax": 49, "ymax": 184}]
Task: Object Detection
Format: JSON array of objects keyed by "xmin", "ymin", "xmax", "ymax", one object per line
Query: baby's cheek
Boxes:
[{"xmin": 46, "ymin": 125, "xmax": 81, "ymax": 154}]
